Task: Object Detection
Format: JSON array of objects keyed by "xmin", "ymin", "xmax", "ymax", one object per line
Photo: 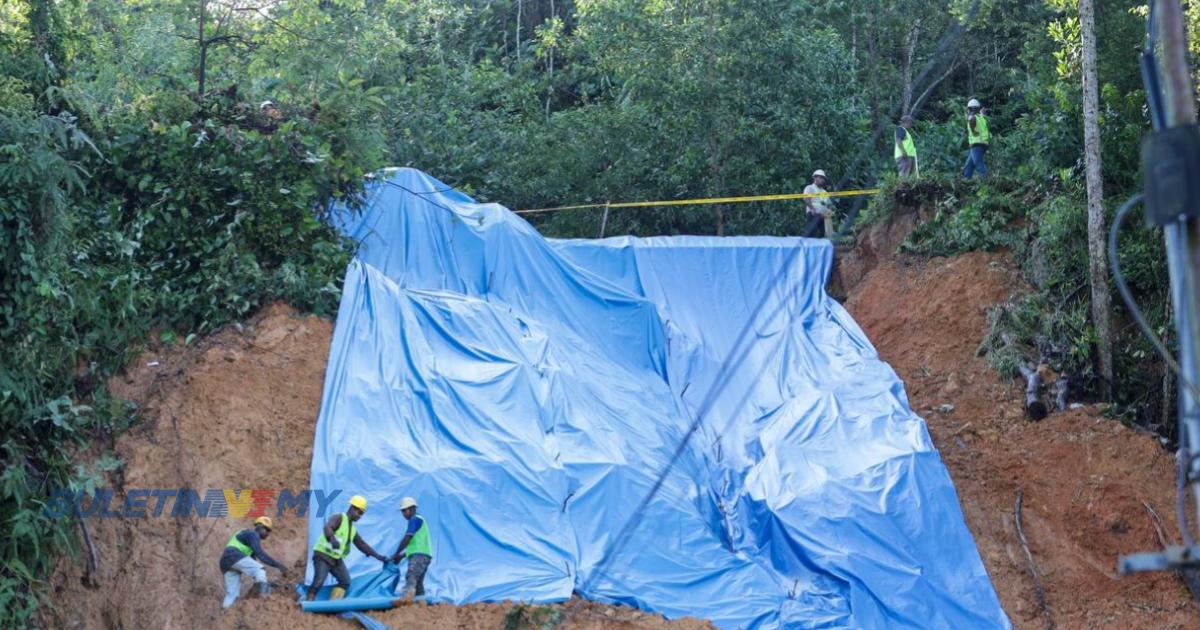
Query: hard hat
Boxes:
[
  {"xmin": 254, "ymin": 516, "xmax": 274, "ymax": 530},
  {"xmin": 812, "ymin": 169, "xmax": 827, "ymax": 178},
  {"xmin": 967, "ymin": 98, "xmax": 981, "ymax": 108},
  {"xmin": 349, "ymin": 495, "xmax": 368, "ymax": 511},
  {"xmin": 399, "ymin": 497, "xmax": 417, "ymax": 510},
  {"xmin": 259, "ymin": 100, "xmax": 276, "ymax": 110}
]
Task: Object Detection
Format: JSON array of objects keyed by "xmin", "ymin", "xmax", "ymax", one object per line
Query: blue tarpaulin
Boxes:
[{"xmin": 304, "ymin": 167, "xmax": 1010, "ymax": 628}]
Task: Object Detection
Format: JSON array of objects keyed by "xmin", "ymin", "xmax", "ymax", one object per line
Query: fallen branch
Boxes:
[
  {"xmin": 1015, "ymin": 489, "xmax": 1054, "ymax": 630},
  {"xmin": 1143, "ymin": 500, "xmax": 1169, "ymax": 547},
  {"xmin": 1018, "ymin": 364, "xmax": 1049, "ymax": 421},
  {"xmin": 1142, "ymin": 500, "xmax": 1200, "ymax": 603},
  {"xmin": 78, "ymin": 515, "xmax": 99, "ymax": 588},
  {"xmin": 1053, "ymin": 376, "xmax": 1069, "ymax": 412}
]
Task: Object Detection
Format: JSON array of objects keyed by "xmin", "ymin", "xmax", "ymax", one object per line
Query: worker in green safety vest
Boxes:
[
  {"xmin": 963, "ymin": 98, "xmax": 991, "ymax": 179},
  {"xmin": 895, "ymin": 115, "xmax": 918, "ymax": 177},
  {"xmin": 220, "ymin": 516, "xmax": 287, "ymax": 609},
  {"xmin": 390, "ymin": 496, "xmax": 434, "ymax": 601},
  {"xmin": 304, "ymin": 495, "xmax": 389, "ymax": 601}
]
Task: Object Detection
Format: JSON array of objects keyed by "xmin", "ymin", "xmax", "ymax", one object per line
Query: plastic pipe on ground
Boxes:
[{"xmin": 300, "ymin": 596, "xmax": 401, "ymax": 614}]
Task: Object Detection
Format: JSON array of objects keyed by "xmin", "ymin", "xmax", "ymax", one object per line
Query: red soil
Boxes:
[{"xmin": 844, "ymin": 243, "xmax": 1199, "ymax": 629}]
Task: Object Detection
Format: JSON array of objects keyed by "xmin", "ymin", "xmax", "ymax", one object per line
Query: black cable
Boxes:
[{"xmin": 1108, "ymin": 193, "xmax": 1200, "ymax": 400}]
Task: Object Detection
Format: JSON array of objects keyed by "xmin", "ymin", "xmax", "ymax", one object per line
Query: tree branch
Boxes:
[
  {"xmin": 232, "ymin": 5, "xmax": 333, "ymax": 44},
  {"xmin": 1015, "ymin": 489, "xmax": 1055, "ymax": 630},
  {"xmin": 910, "ymin": 58, "xmax": 960, "ymax": 118}
]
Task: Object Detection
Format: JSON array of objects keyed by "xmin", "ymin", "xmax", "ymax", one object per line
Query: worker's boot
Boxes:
[
  {"xmin": 257, "ymin": 581, "xmax": 272, "ymax": 597},
  {"xmin": 330, "ymin": 586, "xmax": 346, "ymax": 600}
]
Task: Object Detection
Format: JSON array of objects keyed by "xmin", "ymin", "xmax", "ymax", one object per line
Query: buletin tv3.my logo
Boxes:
[{"xmin": 44, "ymin": 488, "xmax": 347, "ymax": 518}]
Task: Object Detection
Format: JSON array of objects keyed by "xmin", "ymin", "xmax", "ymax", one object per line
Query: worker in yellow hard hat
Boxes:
[
  {"xmin": 304, "ymin": 495, "xmax": 388, "ymax": 601},
  {"xmin": 220, "ymin": 516, "xmax": 287, "ymax": 609}
]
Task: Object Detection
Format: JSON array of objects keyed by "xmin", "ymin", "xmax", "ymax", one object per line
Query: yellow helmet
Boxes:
[
  {"xmin": 254, "ymin": 516, "xmax": 273, "ymax": 530},
  {"xmin": 349, "ymin": 495, "xmax": 368, "ymax": 511}
]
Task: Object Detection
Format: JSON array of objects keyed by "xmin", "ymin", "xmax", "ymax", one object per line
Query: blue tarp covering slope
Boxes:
[{"xmin": 305, "ymin": 167, "xmax": 1010, "ymax": 628}]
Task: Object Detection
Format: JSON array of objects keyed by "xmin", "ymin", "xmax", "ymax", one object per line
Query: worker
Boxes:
[
  {"xmin": 259, "ymin": 99, "xmax": 282, "ymax": 120},
  {"xmin": 305, "ymin": 495, "xmax": 389, "ymax": 601},
  {"xmin": 803, "ymin": 169, "xmax": 834, "ymax": 238},
  {"xmin": 389, "ymin": 497, "xmax": 433, "ymax": 601},
  {"xmin": 963, "ymin": 98, "xmax": 991, "ymax": 179},
  {"xmin": 895, "ymin": 115, "xmax": 918, "ymax": 177},
  {"xmin": 220, "ymin": 516, "xmax": 287, "ymax": 609}
]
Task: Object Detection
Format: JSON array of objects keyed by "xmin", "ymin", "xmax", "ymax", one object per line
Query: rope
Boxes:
[{"xmin": 516, "ymin": 188, "xmax": 881, "ymax": 215}]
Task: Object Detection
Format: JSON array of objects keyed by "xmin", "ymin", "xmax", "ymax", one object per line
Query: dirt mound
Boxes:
[
  {"xmin": 845, "ymin": 251, "xmax": 1200, "ymax": 629},
  {"xmin": 46, "ymin": 304, "xmax": 706, "ymax": 629}
]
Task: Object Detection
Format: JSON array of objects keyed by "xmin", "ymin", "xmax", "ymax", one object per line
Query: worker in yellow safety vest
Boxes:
[
  {"xmin": 895, "ymin": 115, "xmax": 918, "ymax": 177},
  {"xmin": 389, "ymin": 496, "xmax": 434, "ymax": 601},
  {"xmin": 304, "ymin": 495, "xmax": 388, "ymax": 601},
  {"xmin": 220, "ymin": 516, "xmax": 287, "ymax": 609},
  {"xmin": 963, "ymin": 98, "xmax": 991, "ymax": 179}
]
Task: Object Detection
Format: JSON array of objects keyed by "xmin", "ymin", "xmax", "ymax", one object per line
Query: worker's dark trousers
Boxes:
[
  {"xmin": 307, "ymin": 552, "xmax": 351, "ymax": 597},
  {"xmin": 402, "ymin": 553, "xmax": 431, "ymax": 598},
  {"xmin": 804, "ymin": 213, "xmax": 825, "ymax": 238},
  {"xmin": 896, "ymin": 156, "xmax": 915, "ymax": 177}
]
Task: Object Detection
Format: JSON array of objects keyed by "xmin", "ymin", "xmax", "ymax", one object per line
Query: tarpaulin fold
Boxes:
[{"xmin": 305, "ymin": 167, "xmax": 1010, "ymax": 629}]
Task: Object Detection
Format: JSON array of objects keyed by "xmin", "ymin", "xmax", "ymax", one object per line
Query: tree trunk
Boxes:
[
  {"xmin": 197, "ymin": 0, "xmax": 207, "ymax": 96},
  {"xmin": 1080, "ymin": 0, "xmax": 1113, "ymax": 399},
  {"xmin": 865, "ymin": 12, "xmax": 880, "ymax": 135},
  {"xmin": 545, "ymin": 0, "xmax": 554, "ymax": 120},
  {"xmin": 901, "ymin": 22, "xmax": 922, "ymax": 116}
]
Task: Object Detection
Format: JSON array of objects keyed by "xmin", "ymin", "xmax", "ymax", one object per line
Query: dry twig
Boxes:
[
  {"xmin": 78, "ymin": 516, "xmax": 99, "ymax": 588},
  {"xmin": 1015, "ymin": 489, "xmax": 1055, "ymax": 630}
]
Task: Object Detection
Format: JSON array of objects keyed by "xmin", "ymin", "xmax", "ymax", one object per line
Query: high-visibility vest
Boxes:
[
  {"xmin": 406, "ymin": 515, "xmax": 432, "ymax": 558},
  {"xmin": 226, "ymin": 530, "xmax": 254, "ymax": 557},
  {"xmin": 968, "ymin": 113, "xmax": 991, "ymax": 146},
  {"xmin": 894, "ymin": 127, "xmax": 917, "ymax": 160},
  {"xmin": 313, "ymin": 513, "xmax": 356, "ymax": 560}
]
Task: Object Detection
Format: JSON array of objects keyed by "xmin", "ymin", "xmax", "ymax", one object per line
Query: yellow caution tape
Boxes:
[{"xmin": 515, "ymin": 188, "xmax": 881, "ymax": 215}]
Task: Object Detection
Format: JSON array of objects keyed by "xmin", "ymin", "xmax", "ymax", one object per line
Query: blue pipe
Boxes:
[{"xmin": 300, "ymin": 595, "xmax": 401, "ymax": 614}]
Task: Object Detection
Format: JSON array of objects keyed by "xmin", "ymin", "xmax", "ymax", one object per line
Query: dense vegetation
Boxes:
[{"xmin": 0, "ymin": 0, "xmax": 1194, "ymax": 623}]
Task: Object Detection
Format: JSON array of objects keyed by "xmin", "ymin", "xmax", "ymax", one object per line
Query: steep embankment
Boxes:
[
  {"xmin": 46, "ymin": 211, "xmax": 1199, "ymax": 629},
  {"xmin": 840, "ymin": 208, "xmax": 1200, "ymax": 629},
  {"xmin": 46, "ymin": 304, "xmax": 707, "ymax": 630}
]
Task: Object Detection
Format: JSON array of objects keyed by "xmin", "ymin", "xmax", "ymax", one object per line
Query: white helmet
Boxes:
[
  {"xmin": 812, "ymin": 169, "xmax": 827, "ymax": 178},
  {"xmin": 399, "ymin": 497, "xmax": 417, "ymax": 510},
  {"xmin": 967, "ymin": 98, "xmax": 981, "ymax": 109}
]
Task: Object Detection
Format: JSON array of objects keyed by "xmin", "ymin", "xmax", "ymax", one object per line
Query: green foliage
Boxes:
[
  {"xmin": 504, "ymin": 604, "xmax": 563, "ymax": 630},
  {"xmin": 0, "ymin": 6, "xmax": 380, "ymax": 623},
  {"xmin": 857, "ymin": 175, "xmax": 1029, "ymax": 258},
  {"xmin": 902, "ymin": 181, "xmax": 1027, "ymax": 256}
]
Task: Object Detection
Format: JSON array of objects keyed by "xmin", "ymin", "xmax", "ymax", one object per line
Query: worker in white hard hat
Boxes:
[
  {"xmin": 305, "ymin": 495, "xmax": 389, "ymax": 601},
  {"xmin": 803, "ymin": 169, "xmax": 835, "ymax": 238},
  {"xmin": 220, "ymin": 516, "xmax": 287, "ymax": 609},
  {"xmin": 963, "ymin": 98, "xmax": 991, "ymax": 179},
  {"xmin": 389, "ymin": 496, "xmax": 433, "ymax": 601},
  {"xmin": 259, "ymin": 99, "xmax": 282, "ymax": 119}
]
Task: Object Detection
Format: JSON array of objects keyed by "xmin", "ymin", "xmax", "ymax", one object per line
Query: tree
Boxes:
[{"xmin": 1080, "ymin": 0, "xmax": 1113, "ymax": 399}]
